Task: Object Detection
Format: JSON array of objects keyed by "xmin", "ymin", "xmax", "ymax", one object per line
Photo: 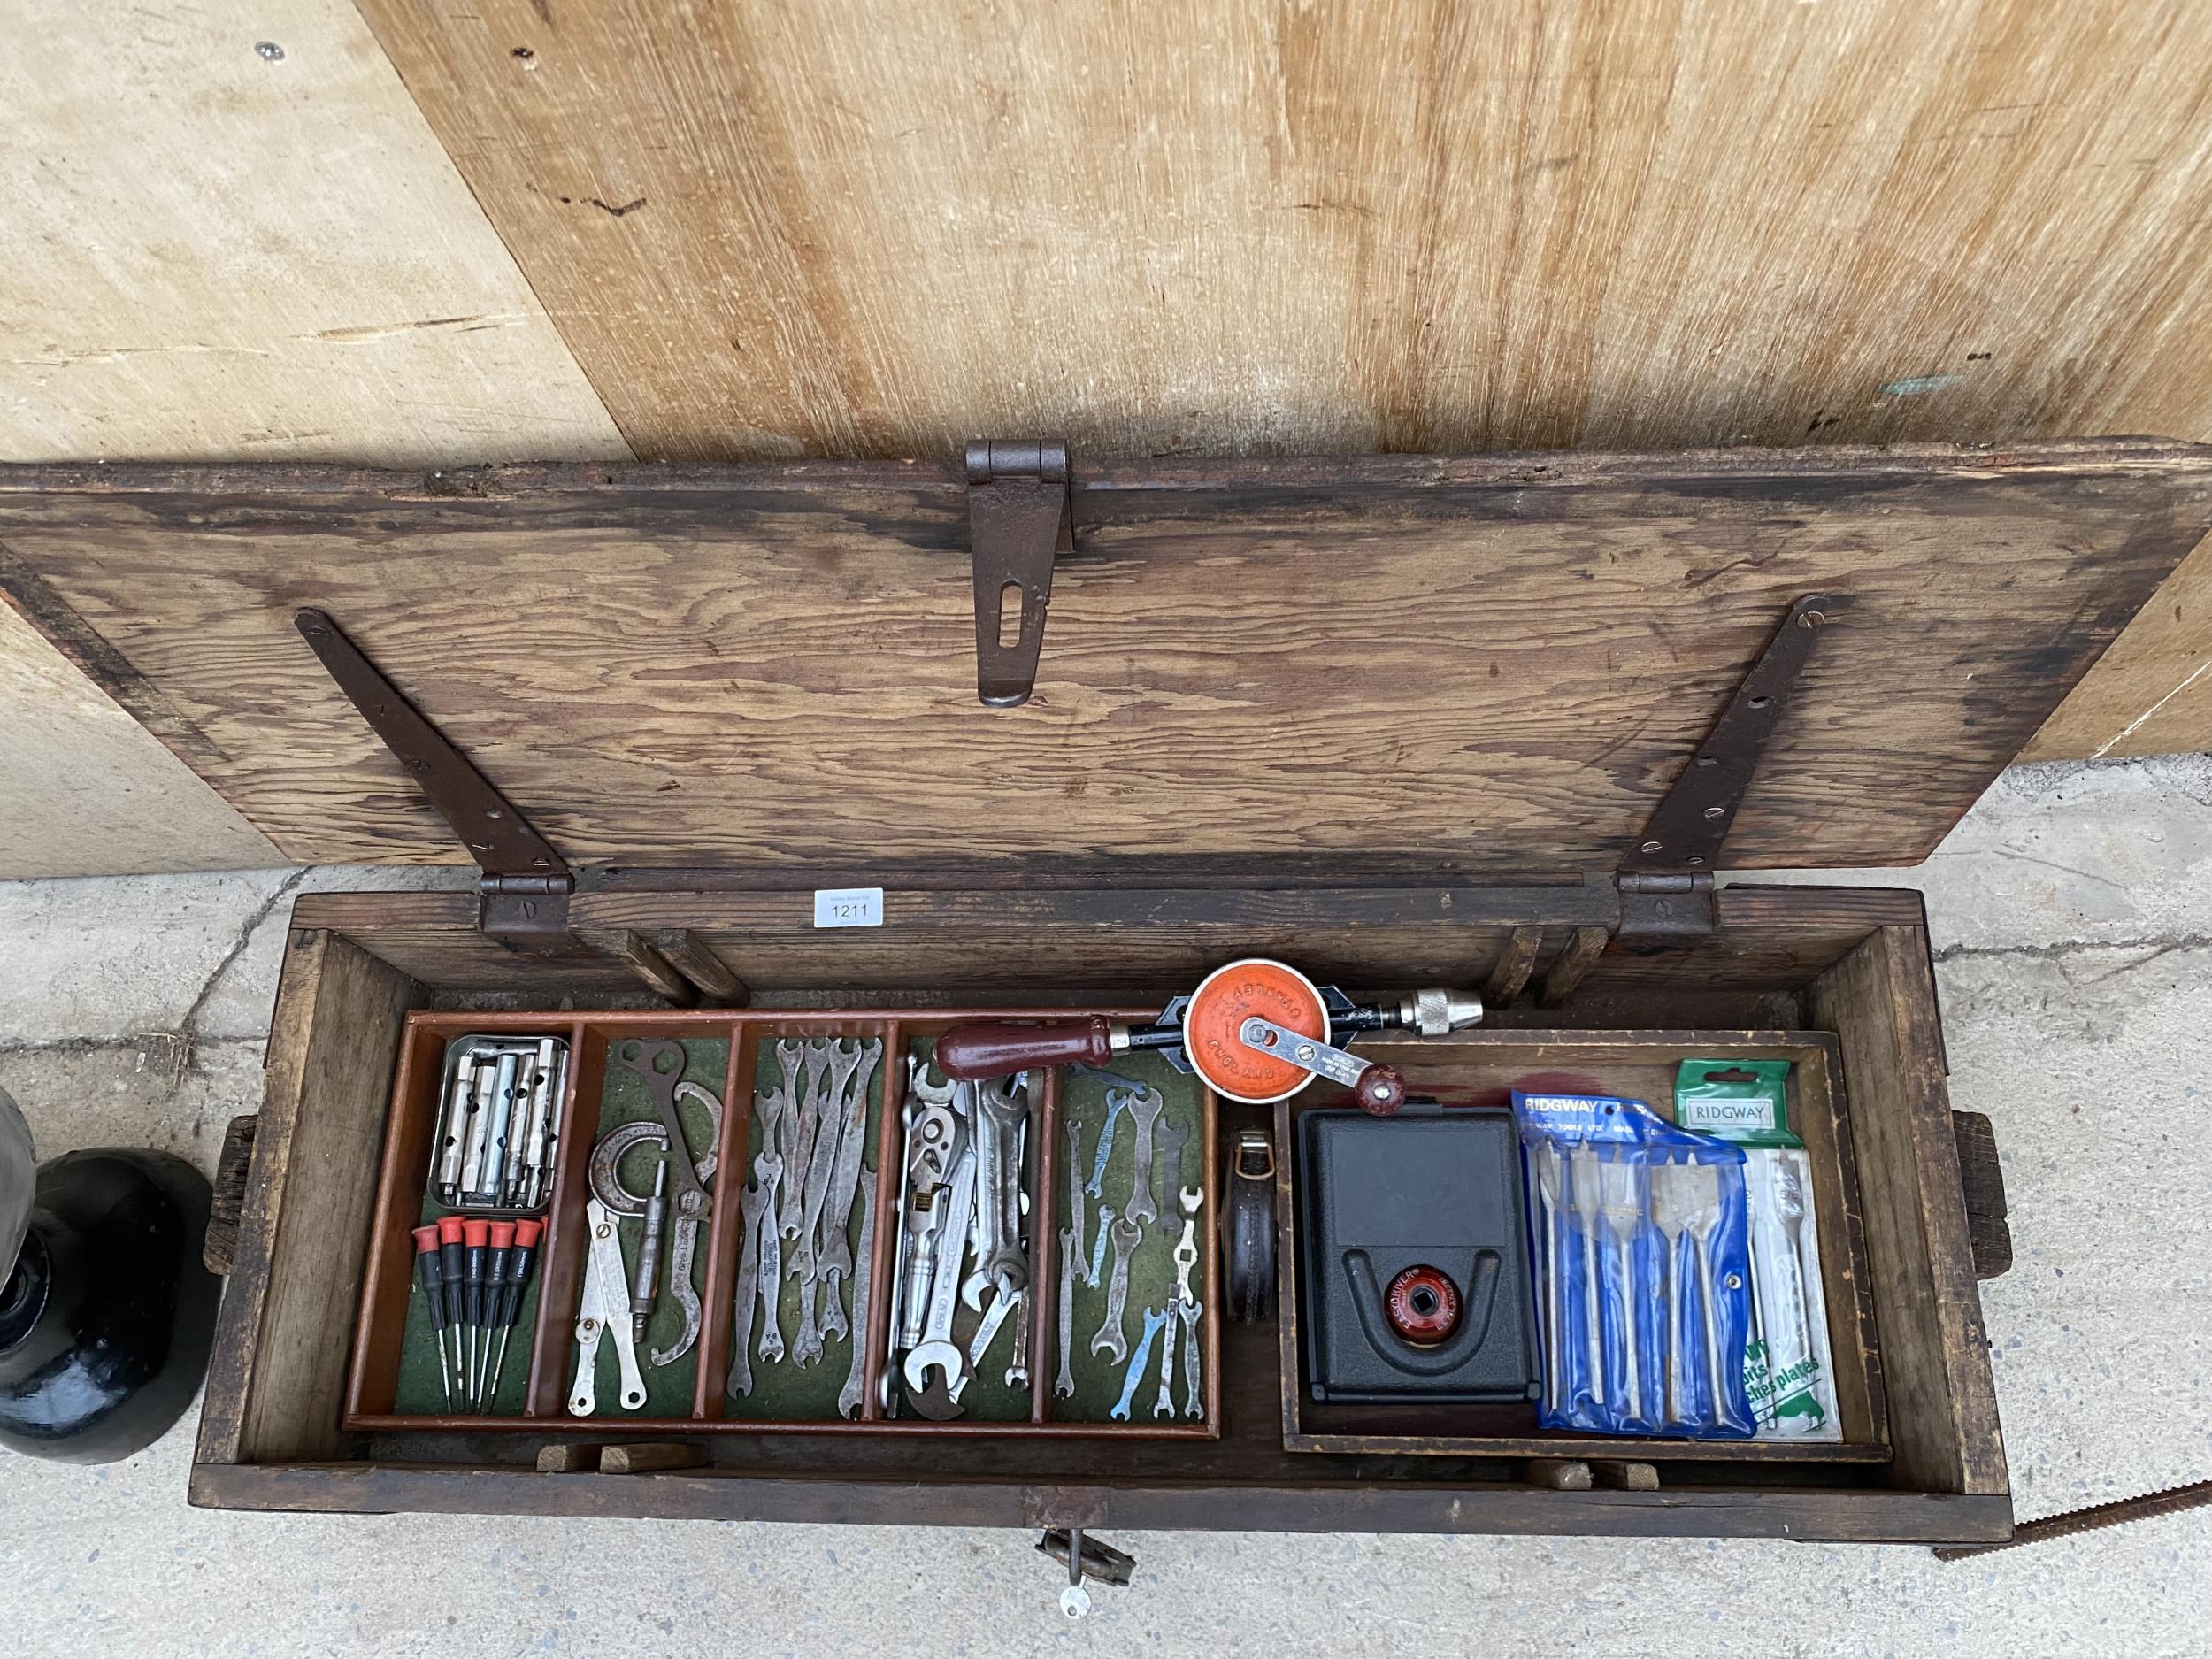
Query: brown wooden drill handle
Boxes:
[
  {"xmin": 934, "ymin": 1018, "xmax": 1120, "ymax": 1079},
  {"xmin": 1354, "ymin": 1063, "xmax": 1409, "ymax": 1116}
]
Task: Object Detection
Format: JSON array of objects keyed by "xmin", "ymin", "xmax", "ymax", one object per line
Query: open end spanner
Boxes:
[
  {"xmin": 1089, "ymin": 1214, "xmax": 1141, "ymax": 1362},
  {"xmin": 818, "ymin": 1040, "xmax": 883, "ymax": 1337},
  {"xmin": 1064, "ymin": 1117, "xmax": 1088, "ymax": 1286},
  {"xmin": 950, "ymin": 1286, "xmax": 1017, "ymax": 1403},
  {"xmin": 1153, "ymin": 1303, "xmax": 1179, "ymax": 1417},
  {"xmin": 976, "ymin": 1076, "xmax": 1032, "ymax": 1302},
  {"xmin": 1172, "ymin": 1186, "xmax": 1202, "ymax": 1305},
  {"xmin": 1005, "ymin": 1286, "xmax": 1031, "ymax": 1390},
  {"xmin": 835, "ymin": 1166, "xmax": 877, "ymax": 1419},
  {"xmin": 726, "ymin": 1180, "xmax": 769, "ymax": 1397},
  {"xmin": 1151, "ymin": 1113, "xmax": 1190, "ymax": 1237},
  {"xmin": 1123, "ymin": 1087, "xmax": 1164, "ymax": 1225},
  {"xmin": 1087, "ymin": 1204, "xmax": 1115, "ymax": 1289},
  {"xmin": 1177, "ymin": 1294, "xmax": 1202, "ymax": 1417},
  {"xmin": 1084, "ymin": 1088, "xmax": 1135, "ymax": 1198},
  {"xmin": 755, "ymin": 1170, "xmax": 786, "ymax": 1364},
  {"xmin": 782, "ymin": 1041, "xmax": 829, "ymax": 1240},
  {"xmin": 1055, "ymin": 1227, "xmax": 1077, "ymax": 1397},
  {"xmin": 1111, "ymin": 1307, "xmax": 1171, "ymax": 1420}
]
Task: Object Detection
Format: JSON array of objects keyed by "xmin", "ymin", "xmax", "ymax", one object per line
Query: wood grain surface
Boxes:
[
  {"xmin": 352, "ymin": 0, "xmax": 2212, "ymax": 463},
  {"xmin": 3, "ymin": 443, "xmax": 2205, "ymax": 876}
]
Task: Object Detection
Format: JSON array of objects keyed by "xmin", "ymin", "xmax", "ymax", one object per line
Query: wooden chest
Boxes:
[{"xmin": 4, "ymin": 440, "xmax": 2208, "ymax": 1554}]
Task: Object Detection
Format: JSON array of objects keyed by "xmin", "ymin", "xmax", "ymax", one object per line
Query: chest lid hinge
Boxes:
[
  {"xmin": 965, "ymin": 439, "xmax": 1073, "ymax": 708},
  {"xmin": 1612, "ymin": 592, "xmax": 1842, "ymax": 941},
  {"xmin": 295, "ymin": 607, "xmax": 585, "ymax": 956}
]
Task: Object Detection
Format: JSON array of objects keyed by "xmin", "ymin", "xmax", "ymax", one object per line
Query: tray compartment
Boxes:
[
  {"xmin": 215, "ymin": 885, "xmax": 2008, "ymax": 1545},
  {"xmin": 1273, "ymin": 1031, "xmax": 1886, "ymax": 1460}
]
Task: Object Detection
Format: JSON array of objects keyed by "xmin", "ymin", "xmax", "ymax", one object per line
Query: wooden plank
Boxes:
[
  {"xmin": 1540, "ymin": 927, "xmax": 1610, "ymax": 1007},
  {"xmin": 599, "ymin": 1443, "xmax": 707, "ymax": 1475},
  {"xmin": 184, "ymin": 1461, "xmax": 2015, "ymax": 1544},
  {"xmin": 1483, "ymin": 927, "xmax": 1545, "ymax": 1007},
  {"xmin": 2026, "ymin": 530, "xmax": 2212, "ymax": 759},
  {"xmin": 212, "ymin": 932, "xmax": 418, "ymax": 1464},
  {"xmin": 1807, "ymin": 927, "xmax": 2008, "ymax": 1497},
  {"xmin": 0, "ymin": 0, "xmax": 625, "ymax": 469},
  {"xmin": 0, "ymin": 603, "xmax": 280, "ymax": 877},
  {"xmin": 351, "ymin": 0, "xmax": 2212, "ymax": 468},
  {"xmin": 3, "ymin": 444, "xmax": 2201, "ymax": 878}
]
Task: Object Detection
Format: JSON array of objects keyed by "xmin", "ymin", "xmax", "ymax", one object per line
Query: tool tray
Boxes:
[
  {"xmin": 349, "ymin": 1010, "xmax": 1220, "ymax": 1437},
  {"xmin": 8, "ymin": 442, "xmax": 2210, "ymax": 1547}
]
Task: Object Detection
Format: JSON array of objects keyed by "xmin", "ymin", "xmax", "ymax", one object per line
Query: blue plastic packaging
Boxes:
[{"xmin": 1512, "ymin": 1091, "xmax": 1755, "ymax": 1438}]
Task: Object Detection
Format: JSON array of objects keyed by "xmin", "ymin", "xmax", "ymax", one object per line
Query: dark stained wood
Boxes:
[
  {"xmin": 1953, "ymin": 1110, "xmax": 2013, "ymax": 1281},
  {"xmin": 203, "ymin": 1113, "xmax": 257, "ymax": 1276},
  {"xmin": 573, "ymin": 927, "xmax": 695, "ymax": 1004},
  {"xmin": 653, "ymin": 929, "xmax": 749, "ymax": 1006},
  {"xmin": 183, "ymin": 1461, "xmax": 2013, "ymax": 1545},
  {"xmin": 3, "ymin": 445, "xmax": 2205, "ymax": 878},
  {"xmin": 1808, "ymin": 928, "xmax": 2008, "ymax": 1498},
  {"xmin": 1540, "ymin": 926, "xmax": 1610, "ymax": 1006},
  {"xmin": 208, "ymin": 932, "xmax": 418, "ymax": 1464},
  {"xmin": 1483, "ymin": 926, "xmax": 1545, "ymax": 1006}
]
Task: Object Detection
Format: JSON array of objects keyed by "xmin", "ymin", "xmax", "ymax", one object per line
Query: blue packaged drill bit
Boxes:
[{"xmin": 1512, "ymin": 1091, "xmax": 1755, "ymax": 1438}]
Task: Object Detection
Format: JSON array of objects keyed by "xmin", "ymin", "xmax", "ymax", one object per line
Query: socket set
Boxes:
[{"xmin": 434, "ymin": 1034, "xmax": 571, "ymax": 1214}]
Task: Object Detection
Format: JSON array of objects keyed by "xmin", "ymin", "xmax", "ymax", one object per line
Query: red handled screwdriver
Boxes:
[
  {"xmin": 478, "ymin": 1221, "xmax": 518, "ymax": 1409},
  {"xmin": 436, "ymin": 1215, "xmax": 467, "ymax": 1403},
  {"xmin": 461, "ymin": 1217, "xmax": 492, "ymax": 1402},
  {"xmin": 483, "ymin": 1217, "xmax": 543, "ymax": 1411},
  {"xmin": 409, "ymin": 1225, "xmax": 455, "ymax": 1411}
]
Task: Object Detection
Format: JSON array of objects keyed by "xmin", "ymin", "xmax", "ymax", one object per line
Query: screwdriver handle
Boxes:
[
  {"xmin": 501, "ymin": 1218, "xmax": 545, "ymax": 1329},
  {"xmin": 462, "ymin": 1217, "xmax": 491, "ymax": 1333},
  {"xmin": 411, "ymin": 1225, "xmax": 449, "ymax": 1331},
  {"xmin": 935, "ymin": 1018, "xmax": 1127, "ymax": 1079}
]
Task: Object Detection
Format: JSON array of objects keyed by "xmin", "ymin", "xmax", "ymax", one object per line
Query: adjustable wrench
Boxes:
[
  {"xmin": 1111, "ymin": 1306, "xmax": 1171, "ymax": 1421},
  {"xmin": 1089, "ymin": 1215, "xmax": 1141, "ymax": 1362},
  {"xmin": 1054, "ymin": 1226, "xmax": 1078, "ymax": 1397},
  {"xmin": 902, "ymin": 1146, "xmax": 979, "ymax": 1393},
  {"xmin": 835, "ymin": 1166, "xmax": 877, "ymax": 1419},
  {"xmin": 1122, "ymin": 1087, "xmax": 1164, "ymax": 1225}
]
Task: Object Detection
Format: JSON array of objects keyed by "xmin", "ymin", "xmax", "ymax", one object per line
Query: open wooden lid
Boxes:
[{"xmin": 4, "ymin": 441, "xmax": 2207, "ymax": 882}]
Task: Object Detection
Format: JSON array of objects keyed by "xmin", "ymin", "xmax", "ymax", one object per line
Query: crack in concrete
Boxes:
[
  {"xmin": 1932, "ymin": 932, "xmax": 2212, "ymax": 965},
  {"xmin": 176, "ymin": 869, "xmax": 308, "ymax": 1053},
  {"xmin": 0, "ymin": 1034, "xmax": 262, "ymax": 1060}
]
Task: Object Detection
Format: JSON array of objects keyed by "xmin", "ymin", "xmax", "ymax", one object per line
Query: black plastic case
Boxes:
[{"xmin": 1296, "ymin": 1103, "xmax": 1540, "ymax": 1404}]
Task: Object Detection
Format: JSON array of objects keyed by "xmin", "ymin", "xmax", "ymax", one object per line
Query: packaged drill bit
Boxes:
[
  {"xmin": 1672, "ymin": 1060, "xmax": 1839, "ymax": 1440},
  {"xmin": 1512, "ymin": 1092, "xmax": 1755, "ymax": 1439}
]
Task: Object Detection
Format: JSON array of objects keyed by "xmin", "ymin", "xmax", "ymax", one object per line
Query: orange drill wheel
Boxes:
[{"xmin": 1182, "ymin": 958, "xmax": 1331, "ymax": 1104}]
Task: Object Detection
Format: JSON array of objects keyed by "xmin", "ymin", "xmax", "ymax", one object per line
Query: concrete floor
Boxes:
[{"xmin": 2, "ymin": 757, "xmax": 2208, "ymax": 1657}]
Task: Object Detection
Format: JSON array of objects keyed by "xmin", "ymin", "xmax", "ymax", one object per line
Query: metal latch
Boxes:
[{"xmin": 965, "ymin": 439, "xmax": 1072, "ymax": 708}]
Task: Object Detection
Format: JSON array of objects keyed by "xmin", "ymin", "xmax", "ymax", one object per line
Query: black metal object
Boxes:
[
  {"xmin": 1620, "ymin": 592, "xmax": 1839, "ymax": 878},
  {"xmin": 1036, "ymin": 1526, "xmax": 1135, "ymax": 1587},
  {"xmin": 1223, "ymin": 1128, "xmax": 1277, "ymax": 1323},
  {"xmin": 294, "ymin": 609, "xmax": 580, "ymax": 953},
  {"xmin": 965, "ymin": 440, "xmax": 1072, "ymax": 707},
  {"xmin": 0, "ymin": 1148, "xmax": 219, "ymax": 1463}
]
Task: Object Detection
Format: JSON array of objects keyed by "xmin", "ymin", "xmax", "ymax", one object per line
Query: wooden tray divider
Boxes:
[
  {"xmin": 691, "ymin": 1018, "xmax": 757, "ymax": 1419},
  {"xmin": 520, "ymin": 1018, "xmax": 600, "ymax": 1419},
  {"xmin": 1026, "ymin": 1065, "xmax": 1062, "ymax": 1424},
  {"xmin": 858, "ymin": 1019, "xmax": 907, "ymax": 1423}
]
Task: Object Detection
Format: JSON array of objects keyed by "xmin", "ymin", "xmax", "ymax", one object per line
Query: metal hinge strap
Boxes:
[
  {"xmin": 965, "ymin": 439, "xmax": 1072, "ymax": 708},
  {"xmin": 294, "ymin": 608, "xmax": 579, "ymax": 953}
]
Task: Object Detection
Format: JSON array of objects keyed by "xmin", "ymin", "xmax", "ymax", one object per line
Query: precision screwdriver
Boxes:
[
  {"xmin": 482, "ymin": 1216, "xmax": 544, "ymax": 1411},
  {"xmin": 461, "ymin": 1217, "xmax": 491, "ymax": 1402},
  {"xmin": 436, "ymin": 1215, "xmax": 467, "ymax": 1402},
  {"xmin": 479, "ymin": 1220, "xmax": 517, "ymax": 1409},
  {"xmin": 409, "ymin": 1225, "xmax": 454, "ymax": 1411}
]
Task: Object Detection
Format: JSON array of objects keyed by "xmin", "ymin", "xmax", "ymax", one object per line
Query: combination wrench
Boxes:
[{"xmin": 902, "ymin": 1145, "xmax": 979, "ymax": 1394}]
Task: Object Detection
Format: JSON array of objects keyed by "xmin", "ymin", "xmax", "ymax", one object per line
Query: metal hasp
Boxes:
[
  {"xmin": 293, "ymin": 608, "xmax": 580, "ymax": 953},
  {"xmin": 965, "ymin": 439, "xmax": 1072, "ymax": 707},
  {"xmin": 1616, "ymin": 593, "xmax": 1841, "ymax": 938}
]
